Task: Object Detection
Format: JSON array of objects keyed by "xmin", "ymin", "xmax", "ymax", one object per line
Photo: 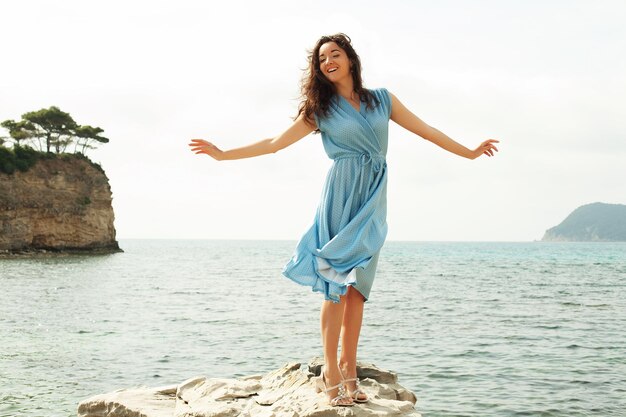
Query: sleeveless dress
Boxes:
[{"xmin": 282, "ymin": 88, "xmax": 392, "ymax": 303}]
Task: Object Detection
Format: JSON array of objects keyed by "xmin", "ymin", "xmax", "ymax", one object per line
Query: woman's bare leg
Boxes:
[
  {"xmin": 320, "ymin": 295, "xmax": 353, "ymax": 405},
  {"xmin": 338, "ymin": 286, "xmax": 368, "ymax": 401}
]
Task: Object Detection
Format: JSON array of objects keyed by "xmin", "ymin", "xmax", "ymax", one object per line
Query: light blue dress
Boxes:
[{"xmin": 282, "ymin": 88, "xmax": 392, "ymax": 303}]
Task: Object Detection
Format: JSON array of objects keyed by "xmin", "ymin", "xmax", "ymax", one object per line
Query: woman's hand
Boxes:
[
  {"xmin": 472, "ymin": 139, "xmax": 500, "ymax": 159},
  {"xmin": 188, "ymin": 139, "xmax": 225, "ymax": 161}
]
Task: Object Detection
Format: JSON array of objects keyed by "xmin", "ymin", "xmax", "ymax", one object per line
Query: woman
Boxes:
[{"xmin": 189, "ymin": 33, "xmax": 498, "ymax": 407}]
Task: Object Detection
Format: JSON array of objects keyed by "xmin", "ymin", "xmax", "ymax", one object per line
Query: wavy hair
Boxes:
[{"xmin": 296, "ymin": 33, "xmax": 378, "ymax": 132}]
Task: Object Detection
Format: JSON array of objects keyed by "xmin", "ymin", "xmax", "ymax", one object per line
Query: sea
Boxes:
[{"xmin": 0, "ymin": 240, "xmax": 625, "ymax": 417}]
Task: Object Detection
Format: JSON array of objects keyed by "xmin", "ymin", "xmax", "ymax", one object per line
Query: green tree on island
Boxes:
[
  {"xmin": 0, "ymin": 106, "xmax": 109, "ymax": 174},
  {"xmin": 1, "ymin": 106, "xmax": 109, "ymax": 154}
]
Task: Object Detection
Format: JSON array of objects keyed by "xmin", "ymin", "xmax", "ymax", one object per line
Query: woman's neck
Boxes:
[{"xmin": 334, "ymin": 79, "xmax": 356, "ymax": 101}]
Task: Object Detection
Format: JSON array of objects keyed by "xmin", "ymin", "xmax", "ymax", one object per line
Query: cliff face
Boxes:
[
  {"xmin": 0, "ymin": 155, "xmax": 120, "ymax": 253},
  {"xmin": 542, "ymin": 202, "xmax": 626, "ymax": 242}
]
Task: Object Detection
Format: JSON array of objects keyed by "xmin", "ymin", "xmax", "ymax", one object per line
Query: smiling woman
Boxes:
[
  {"xmin": 188, "ymin": 32, "xmax": 499, "ymax": 408},
  {"xmin": 299, "ymin": 34, "xmax": 378, "ymax": 125}
]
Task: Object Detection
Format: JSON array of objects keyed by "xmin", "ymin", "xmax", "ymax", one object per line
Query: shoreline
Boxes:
[{"xmin": 0, "ymin": 245, "xmax": 123, "ymax": 258}]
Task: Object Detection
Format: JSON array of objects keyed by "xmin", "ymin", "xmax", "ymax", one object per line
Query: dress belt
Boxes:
[{"xmin": 334, "ymin": 153, "xmax": 385, "ymax": 193}]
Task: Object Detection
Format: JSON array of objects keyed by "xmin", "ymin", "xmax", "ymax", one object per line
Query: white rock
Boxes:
[
  {"xmin": 77, "ymin": 359, "xmax": 421, "ymax": 417},
  {"xmin": 77, "ymin": 385, "xmax": 177, "ymax": 417}
]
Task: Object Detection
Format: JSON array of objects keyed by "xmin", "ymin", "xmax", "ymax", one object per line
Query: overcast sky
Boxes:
[{"xmin": 1, "ymin": 0, "xmax": 624, "ymax": 241}]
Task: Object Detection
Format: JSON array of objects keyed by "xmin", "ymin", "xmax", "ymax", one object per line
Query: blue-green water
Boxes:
[{"xmin": 1, "ymin": 240, "xmax": 625, "ymax": 417}]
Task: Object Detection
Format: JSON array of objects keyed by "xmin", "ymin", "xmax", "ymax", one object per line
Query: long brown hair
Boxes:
[{"xmin": 296, "ymin": 33, "xmax": 379, "ymax": 131}]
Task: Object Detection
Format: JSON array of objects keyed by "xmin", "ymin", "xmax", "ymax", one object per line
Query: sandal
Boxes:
[
  {"xmin": 315, "ymin": 365, "xmax": 354, "ymax": 407},
  {"xmin": 338, "ymin": 366, "xmax": 368, "ymax": 403}
]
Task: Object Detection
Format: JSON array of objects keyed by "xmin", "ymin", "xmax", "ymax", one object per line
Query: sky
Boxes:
[{"xmin": 1, "ymin": 0, "xmax": 624, "ymax": 241}]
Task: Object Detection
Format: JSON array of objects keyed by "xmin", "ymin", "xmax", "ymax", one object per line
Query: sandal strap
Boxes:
[
  {"xmin": 330, "ymin": 394, "xmax": 350, "ymax": 406},
  {"xmin": 344, "ymin": 377, "xmax": 362, "ymax": 388},
  {"xmin": 322, "ymin": 381, "xmax": 344, "ymax": 394},
  {"xmin": 346, "ymin": 380, "xmax": 367, "ymax": 400},
  {"xmin": 327, "ymin": 384, "xmax": 352, "ymax": 406}
]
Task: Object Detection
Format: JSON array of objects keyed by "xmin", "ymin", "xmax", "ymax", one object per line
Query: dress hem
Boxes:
[{"xmin": 282, "ymin": 257, "xmax": 371, "ymax": 303}]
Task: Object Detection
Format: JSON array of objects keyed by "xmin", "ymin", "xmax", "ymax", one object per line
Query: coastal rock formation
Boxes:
[
  {"xmin": 77, "ymin": 359, "xmax": 421, "ymax": 417},
  {"xmin": 0, "ymin": 155, "xmax": 120, "ymax": 253},
  {"xmin": 542, "ymin": 202, "xmax": 626, "ymax": 242}
]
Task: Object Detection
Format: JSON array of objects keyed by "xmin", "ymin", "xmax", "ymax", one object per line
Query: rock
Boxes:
[
  {"xmin": 0, "ymin": 155, "xmax": 120, "ymax": 253},
  {"xmin": 308, "ymin": 358, "xmax": 398, "ymax": 385},
  {"xmin": 77, "ymin": 385, "xmax": 177, "ymax": 417},
  {"xmin": 77, "ymin": 360, "xmax": 421, "ymax": 417}
]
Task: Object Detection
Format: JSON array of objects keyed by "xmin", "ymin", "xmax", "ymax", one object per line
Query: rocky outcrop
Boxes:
[
  {"xmin": 0, "ymin": 155, "xmax": 120, "ymax": 253},
  {"xmin": 77, "ymin": 359, "xmax": 421, "ymax": 417},
  {"xmin": 542, "ymin": 202, "xmax": 626, "ymax": 242}
]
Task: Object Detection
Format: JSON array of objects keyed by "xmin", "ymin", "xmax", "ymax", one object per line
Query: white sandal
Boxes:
[
  {"xmin": 315, "ymin": 365, "xmax": 354, "ymax": 407},
  {"xmin": 339, "ymin": 367, "xmax": 368, "ymax": 403}
]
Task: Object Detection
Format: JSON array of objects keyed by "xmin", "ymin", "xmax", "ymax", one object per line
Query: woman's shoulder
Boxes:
[
  {"xmin": 367, "ymin": 86, "xmax": 390, "ymax": 95},
  {"xmin": 366, "ymin": 87, "xmax": 392, "ymax": 102},
  {"xmin": 366, "ymin": 87, "xmax": 392, "ymax": 117}
]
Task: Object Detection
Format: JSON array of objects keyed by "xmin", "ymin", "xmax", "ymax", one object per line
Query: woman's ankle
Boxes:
[
  {"xmin": 338, "ymin": 360, "xmax": 357, "ymax": 377},
  {"xmin": 323, "ymin": 363, "xmax": 341, "ymax": 383}
]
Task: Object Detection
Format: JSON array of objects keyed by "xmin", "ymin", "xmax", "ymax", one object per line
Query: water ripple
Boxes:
[{"xmin": 1, "ymin": 240, "xmax": 625, "ymax": 417}]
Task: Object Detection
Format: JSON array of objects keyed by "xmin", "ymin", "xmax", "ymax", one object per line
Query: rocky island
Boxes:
[
  {"xmin": 1, "ymin": 106, "xmax": 120, "ymax": 255},
  {"xmin": 77, "ymin": 359, "xmax": 420, "ymax": 417},
  {"xmin": 542, "ymin": 202, "xmax": 626, "ymax": 242},
  {"xmin": 0, "ymin": 154, "xmax": 120, "ymax": 254}
]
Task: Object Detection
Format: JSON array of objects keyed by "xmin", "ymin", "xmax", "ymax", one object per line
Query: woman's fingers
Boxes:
[
  {"xmin": 189, "ymin": 139, "xmax": 212, "ymax": 146},
  {"xmin": 483, "ymin": 140, "xmax": 499, "ymax": 154},
  {"xmin": 188, "ymin": 138, "xmax": 223, "ymax": 160},
  {"xmin": 190, "ymin": 145, "xmax": 212, "ymax": 151},
  {"xmin": 475, "ymin": 139, "xmax": 500, "ymax": 158},
  {"xmin": 487, "ymin": 141, "xmax": 499, "ymax": 152},
  {"xmin": 188, "ymin": 139, "xmax": 215, "ymax": 149},
  {"xmin": 194, "ymin": 148, "xmax": 217, "ymax": 155},
  {"xmin": 189, "ymin": 139, "xmax": 217, "ymax": 152}
]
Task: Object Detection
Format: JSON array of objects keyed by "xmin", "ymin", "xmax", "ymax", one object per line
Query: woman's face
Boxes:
[{"xmin": 318, "ymin": 41, "xmax": 352, "ymax": 84}]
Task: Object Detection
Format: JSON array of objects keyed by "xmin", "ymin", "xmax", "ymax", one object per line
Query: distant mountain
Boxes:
[{"xmin": 542, "ymin": 202, "xmax": 626, "ymax": 242}]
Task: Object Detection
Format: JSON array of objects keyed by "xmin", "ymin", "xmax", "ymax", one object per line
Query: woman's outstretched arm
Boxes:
[
  {"xmin": 389, "ymin": 92, "xmax": 499, "ymax": 159},
  {"xmin": 188, "ymin": 114, "xmax": 316, "ymax": 161}
]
